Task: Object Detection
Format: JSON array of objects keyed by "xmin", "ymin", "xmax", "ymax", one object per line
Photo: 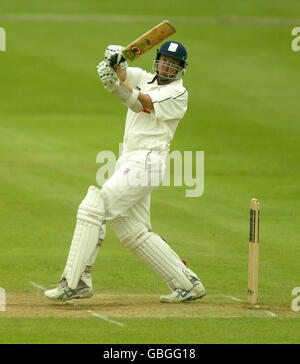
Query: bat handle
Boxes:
[{"xmin": 109, "ymin": 53, "xmax": 126, "ymax": 68}]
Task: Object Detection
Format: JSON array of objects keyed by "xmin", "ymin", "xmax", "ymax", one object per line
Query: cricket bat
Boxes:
[
  {"xmin": 121, "ymin": 20, "xmax": 176, "ymax": 62},
  {"xmin": 248, "ymin": 198, "xmax": 260, "ymax": 304}
]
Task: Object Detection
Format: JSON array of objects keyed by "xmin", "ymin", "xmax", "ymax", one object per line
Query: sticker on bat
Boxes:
[{"xmin": 131, "ymin": 45, "xmax": 143, "ymax": 55}]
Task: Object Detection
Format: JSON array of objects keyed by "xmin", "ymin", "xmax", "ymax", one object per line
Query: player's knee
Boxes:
[
  {"xmin": 77, "ymin": 186, "xmax": 105, "ymax": 226},
  {"xmin": 110, "ymin": 216, "xmax": 149, "ymax": 250}
]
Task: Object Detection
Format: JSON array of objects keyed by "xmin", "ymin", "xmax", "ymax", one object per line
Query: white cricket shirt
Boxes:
[{"xmin": 122, "ymin": 67, "xmax": 188, "ymax": 152}]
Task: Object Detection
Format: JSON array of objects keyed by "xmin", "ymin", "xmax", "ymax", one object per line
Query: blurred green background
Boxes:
[{"xmin": 0, "ymin": 0, "xmax": 299, "ymax": 343}]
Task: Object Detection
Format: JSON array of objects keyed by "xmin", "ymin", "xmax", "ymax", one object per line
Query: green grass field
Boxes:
[{"xmin": 0, "ymin": 0, "xmax": 300, "ymax": 344}]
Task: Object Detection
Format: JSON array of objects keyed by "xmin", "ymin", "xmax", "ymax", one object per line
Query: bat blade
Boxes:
[{"xmin": 122, "ymin": 20, "xmax": 176, "ymax": 62}]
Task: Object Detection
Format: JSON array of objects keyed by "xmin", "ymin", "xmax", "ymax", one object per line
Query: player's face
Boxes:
[{"xmin": 157, "ymin": 55, "xmax": 181, "ymax": 80}]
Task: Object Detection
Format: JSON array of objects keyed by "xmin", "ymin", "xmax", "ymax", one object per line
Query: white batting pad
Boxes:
[
  {"xmin": 111, "ymin": 217, "xmax": 198, "ymax": 290},
  {"xmin": 64, "ymin": 186, "xmax": 105, "ymax": 289}
]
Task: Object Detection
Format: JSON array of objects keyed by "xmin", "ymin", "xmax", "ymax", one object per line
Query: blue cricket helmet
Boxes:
[{"xmin": 156, "ymin": 41, "xmax": 188, "ymax": 68}]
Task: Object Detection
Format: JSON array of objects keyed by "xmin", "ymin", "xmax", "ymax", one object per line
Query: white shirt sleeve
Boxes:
[
  {"xmin": 147, "ymin": 86, "xmax": 188, "ymax": 121},
  {"xmin": 124, "ymin": 67, "xmax": 153, "ymax": 89}
]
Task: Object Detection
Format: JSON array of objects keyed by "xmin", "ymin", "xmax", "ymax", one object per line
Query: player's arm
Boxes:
[
  {"xmin": 98, "ymin": 46, "xmax": 153, "ymax": 112},
  {"xmin": 109, "ymin": 50, "xmax": 154, "ymax": 110},
  {"xmin": 113, "ymin": 62, "xmax": 153, "ymax": 110},
  {"xmin": 119, "ymin": 80, "xmax": 153, "ymax": 111},
  {"xmin": 114, "ymin": 65, "xmax": 126, "ymax": 83},
  {"xmin": 97, "ymin": 61, "xmax": 143, "ymax": 113}
]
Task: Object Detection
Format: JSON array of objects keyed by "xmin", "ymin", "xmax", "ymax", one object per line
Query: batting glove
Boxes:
[
  {"xmin": 97, "ymin": 61, "xmax": 120, "ymax": 92},
  {"xmin": 104, "ymin": 45, "xmax": 128, "ymax": 69}
]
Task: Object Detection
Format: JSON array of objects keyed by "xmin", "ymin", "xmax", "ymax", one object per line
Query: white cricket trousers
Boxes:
[{"xmin": 101, "ymin": 150, "xmax": 167, "ymax": 226}]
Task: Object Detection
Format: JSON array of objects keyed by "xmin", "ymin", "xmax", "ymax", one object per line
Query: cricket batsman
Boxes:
[{"xmin": 45, "ymin": 41, "xmax": 206, "ymax": 303}]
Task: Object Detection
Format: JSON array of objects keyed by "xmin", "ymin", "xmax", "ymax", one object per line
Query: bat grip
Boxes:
[{"xmin": 109, "ymin": 53, "xmax": 126, "ymax": 68}]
